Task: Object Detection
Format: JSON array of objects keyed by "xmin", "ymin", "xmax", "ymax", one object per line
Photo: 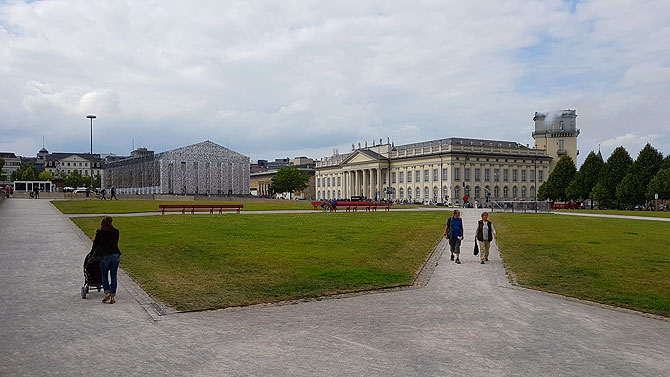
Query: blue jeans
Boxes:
[{"xmin": 99, "ymin": 253, "xmax": 121, "ymax": 296}]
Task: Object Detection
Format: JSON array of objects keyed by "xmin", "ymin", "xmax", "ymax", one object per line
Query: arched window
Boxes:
[
  {"xmin": 415, "ymin": 187, "xmax": 420, "ymax": 200},
  {"xmin": 408, "ymin": 188, "xmax": 412, "ymax": 199},
  {"xmin": 399, "ymin": 187, "xmax": 404, "ymax": 200},
  {"xmin": 513, "ymin": 186, "xmax": 518, "ymax": 198},
  {"xmin": 530, "ymin": 186, "xmax": 536, "ymax": 198},
  {"xmin": 337, "ymin": 190, "xmax": 341, "ymax": 199},
  {"xmin": 521, "ymin": 186, "xmax": 527, "ymax": 198},
  {"xmin": 464, "ymin": 186, "xmax": 470, "ymax": 197},
  {"xmin": 424, "ymin": 186, "xmax": 429, "ymax": 200},
  {"xmin": 503, "ymin": 186, "xmax": 509, "ymax": 198},
  {"xmin": 327, "ymin": 190, "xmax": 331, "ymax": 199},
  {"xmin": 433, "ymin": 186, "xmax": 439, "ymax": 200},
  {"xmin": 443, "ymin": 186, "xmax": 449, "ymax": 202},
  {"xmin": 494, "ymin": 186, "xmax": 499, "ymax": 198},
  {"xmin": 475, "ymin": 186, "xmax": 480, "ymax": 198},
  {"xmin": 454, "ymin": 186, "xmax": 460, "ymax": 199}
]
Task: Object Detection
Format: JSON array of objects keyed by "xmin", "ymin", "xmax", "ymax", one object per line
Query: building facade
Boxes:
[
  {"xmin": 0, "ymin": 152, "xmax": 21, "ymax": 179},
  {"xmin": 102, "ymin": 141, "xmax": 250, "ymax": 195},
  {"xmin": 315, "ymin": 110, "xmax": 579, "ymax": 203},
  {"xmin": 250, "ymin": 168, "xmax": 316, "ymax": 199},
  {"xmin": 43, "ymin": 151, "xmax": 104, "ymax": 177}
]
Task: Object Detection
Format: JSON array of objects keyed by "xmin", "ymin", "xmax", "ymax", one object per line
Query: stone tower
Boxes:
[{"xmin": 532, "ymin": 109, "xmax": 580, "ymax": 171}]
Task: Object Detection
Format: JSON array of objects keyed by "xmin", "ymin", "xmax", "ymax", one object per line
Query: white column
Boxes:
[
  {"xmin": 377, "ymin": 168, "xmax": 382, "ymax": 201},
  {"xmin": 362, "ymin": 169, "xmax": 367, "ymax": 199},
  {"xmin": 354, "ymin": 170, "xmax": 359, "ymax": 196},
  {"xmin": 369, "ymin": 169, "xmax": 375, "ymax": 199},
  {"xmin": 386, "ymin": 168, "xmax": 391, "ymax": 200},
  {"xmin": 429, "ymin": 164, "xmax": 434, "ymax": 203}
]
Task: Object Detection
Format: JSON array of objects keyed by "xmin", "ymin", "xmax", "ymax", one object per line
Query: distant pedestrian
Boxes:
[
  {"xmin": 91, "ymin": 216, "xmax": 121, "ymax": 304},
  {"xmin": 475, "ymin": 212, "xmax": 497, "ymax": 264},
  {"xmin": 4, "ymin": 185, "xmax": 10, "ymax": 198},
  {"xmin": 85, "ymin": 187, "xmax": 91, "ymax": 200},
  {"xmin": 33, "ymin": 185, "xmax": 39, "ymax": 199},
  {"xmin": 100, "ymin": 188, "xmax": 107, "ymax": 200},
  {"xmin": 110, "ymin": 186, "xmax": 118, "ymax": 200},
  {"xmin": 445, "ymin": 209, "xmax": 464, "ymax": 264}
]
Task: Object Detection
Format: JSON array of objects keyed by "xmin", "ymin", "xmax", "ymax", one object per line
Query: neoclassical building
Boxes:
[{"xmin": 315, "ymin": 110, "xmax": 579, "ymax": 203}]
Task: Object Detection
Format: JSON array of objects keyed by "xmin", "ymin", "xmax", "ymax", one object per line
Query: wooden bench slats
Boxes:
[
  {"xmin": 158, "ymin": 204, "xmax": 243, "ymax": 214},
  {"xmin": 311, "ymin": 201, "xmax": 390, "ymax": 212}
]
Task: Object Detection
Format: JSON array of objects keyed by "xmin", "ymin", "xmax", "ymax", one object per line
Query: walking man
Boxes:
[
  {"xmin": 100, "ymin": 187, "xmax": 107, "ymax": 200},
  {"xmin": 445, "ymin": 209, "xmax": 464, "ymax": 264},
  {"xmin": 475, "ymin": 212, "xmax": 497, "ymax": 264},
  {"xmin": 110, "ymin": 186, "xmax": 118, "ymax": 200}
]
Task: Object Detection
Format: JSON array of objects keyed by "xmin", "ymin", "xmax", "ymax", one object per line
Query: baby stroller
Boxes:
[{"xmin": 81, "ymin": 251, "xmax": 103, "ymax": 299}]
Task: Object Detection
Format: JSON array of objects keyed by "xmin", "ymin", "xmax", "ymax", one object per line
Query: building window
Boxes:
[
  {"xmin": 415, "ymin": 171, "xmax": 420, "ymax": 183},
  {"xmin": 494, "ymin": 168, "xmax": 500, "ymax": 182},
  {"xmin": 485, "ymin": 168, "xmax": 490, "ymax": 181},
  {"xmin": 475, "ymin": 186, "xmax": 480, "ymax": 198},
  {"xmin": 494, "ymin": 186, "xmax": 499, "ymax": 198},
  {"xmin": 317, "ymin": 178, "xmax": 320, "ymax": 187},
  {"xmin": 337, "ymin": 176, "xmax": 341, "ymax": 186},
  {"xmin": 399, "ymin": 172, "xmax": 404, "ymax": 183},
  {"xmin": 415, "ymin": 187, "xmax": 420, "ymax": 199},
  {"xmin": 454, "ymin": 186, "xmax": 460, "ymax": 200},
  {"xmin": 399, "ymin": 187, "xmax": 404, "ymax": 200},
  {"xmin": 407, "ymin": 171, "xmax": 412, "ymax": 182},
  {"xmin": 475, "ymin": 168, "xmax": 481, "ymax": 181},
  {"xmin": 423, "ymin": 170, "xmax": 429, "ymax": 182},
  {"xmin": 433, "ymin": 169, "xmax": 438, "ymax": 181},
  {"xmin": 513, "ymin": 186, "xmax": 518, "ymax": 198},
  {"xmin": 464, "ymin": 168, "xmax": 470, "ymax": 181},
  {"xmin": 521, "ymin": 186, "xmax": 527, "ymax": 198},
  {"xmin": 433, "ymin": 186, "xmax": 439, "ymax": 200},
  {"xmin": 539, "ymin": 170, "xmax": 544, "ymax": 182},
  {"xmin": 503, "ymin": 186, "xmax": 509, "ymax": 198},
  {"xmin": 442, "ymin": 168, "xmax": 448, "ymax": 180},
  {"xmin": 512, "ymin": 169, "xmax": 518, "ymax": 182},
  {"xmin": 408, "ymin": 188, "xmax": 412, "ymax": 200},
  {"xmin": 424, "ymin": 186, "xmax": 429, "ymax": 200},
  {"xmin": 464, "ymin": 186, "xmax": 470, "ymax": 197},
  {"xmin": 530, "ymin": 170, "xmax": 535, "ymax": 182},
  {"xmin": 521, "ymin": 170, "xmax": 527, "ymax": 182},
  {"xmin": 454, "ymin": 168, "xmax": 460, "ymax": 181},
  {"xmin": 558, "ymin": 139, "xmax": 565, "ymax": 152},
  {"xmin": 392, "ymin": 172, "xmax": 397, "ymax": 183},
  {"xmin": 327, "ymin": 177, "xmax": 330, "ymax": 187},
  {"xmin": 503, "ymin": 169, "xmax": 509, "ymax": 182}
]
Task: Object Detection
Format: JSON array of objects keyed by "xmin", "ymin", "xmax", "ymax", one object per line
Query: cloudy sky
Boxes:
[{"xmin": 1, "ymin": 0, "xmax": 668, "ymax": 165}]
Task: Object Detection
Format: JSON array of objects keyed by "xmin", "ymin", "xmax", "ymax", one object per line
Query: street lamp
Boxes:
[{"xmin": 86, "ymin": 114, "xmax": 96, "ymax": 185}]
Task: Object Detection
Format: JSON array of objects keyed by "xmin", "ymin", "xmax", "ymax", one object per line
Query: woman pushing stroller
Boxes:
[{"xmin": 90, "ymin": 216, "xmax": 122, "ymax": 304}]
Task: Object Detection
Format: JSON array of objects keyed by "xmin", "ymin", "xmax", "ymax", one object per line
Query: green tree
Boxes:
[
  {"xmin": 660, "ymin": 156, "xmax": 670, "ymax": 172},
  {"xmin": 577, "ymin": 151, "xmax": 606, "ymax": 199},
  {"xmin": 647, "ymin": 168, "xmax": 670, "ymax": 200},
  {"xmin": 632, "ymin": 143, "xmax": 663, "ymax": 194},
  {"xmin": 38, "ymin": 171, "xmax": 54, "ymax": 181},
  {"xmin": 537, "ymin": 155, "xmax": 577, "ymax": 201},
  {"xmin": 0, "ymin": 158, "xmax": 6, "ymax": 181},
  {"xmin": 600, "ymin": 146, "xmax": 633, "ymax": 208},
  {"xmin": 11, "ymin": 163, "xmax": 38, "ymax": 181},
  {"xmin": 590, "ymin": 182, "xmax": 610, "ymax": 208},
  {"xmin": 616, "ymin": 173, "xmax": 645, "ymax": 207},
  {"xmin": 65, "ymin": 169, "xmax": 85, "ymax": 188},
  {"xmin": 270, "ymin": 167, "xmax": 311, "ymax": 197},
  {"xmin": 565, "ymin": 175, "xmax": 581, "ymax": 200}
]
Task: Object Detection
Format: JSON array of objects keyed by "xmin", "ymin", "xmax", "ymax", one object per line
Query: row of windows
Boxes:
[
  {"xmin": 47, "ymin": 168, "xmax": 100, "ymax": 176},
  {"xmin": 318, "ymin": 185, "xmax": 537, "ymax": 200},
  {"xmin": 46, "ymin": 161, "xmax": 101, "ymax": 168}
]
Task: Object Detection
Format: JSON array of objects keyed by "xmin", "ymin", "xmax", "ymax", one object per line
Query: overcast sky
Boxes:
[{"xmin": 1, "ymin": 0, "xmax": 668, "ymax": 165}]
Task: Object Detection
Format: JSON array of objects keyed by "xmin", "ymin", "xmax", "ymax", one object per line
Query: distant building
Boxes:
[
  {"xmin": 266, "ymin": 158, "xmax": 290, "ymax": 170},
  {"xmin": 102, "ymin": 140, "xmax": 250, "ymax": 195},
  {"xmin": 43, "ymin": 151, "xmax": 104, "ymax": 177},
  {"xmin": 315, "ymin": 110, "xmax": 579, "ymax": 203},
  {"xmin": 0, "ymin": 152, "xmax": 21, "ymax": 179},
  {"xmin": 290, "ymin": 157, "xmax": 314, "ymax": 167},
  {"xmin": 250, "ymin": 167, "xmax": 315, "ymax": 199}
]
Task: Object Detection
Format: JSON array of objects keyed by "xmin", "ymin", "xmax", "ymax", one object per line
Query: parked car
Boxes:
[
  {"xmin": 73, "ymin": 187, "xmax": 88, "ymax": 194},
  {"xmin": 63, "ymin": 186, "xmax": 74, "ymax": 192}
]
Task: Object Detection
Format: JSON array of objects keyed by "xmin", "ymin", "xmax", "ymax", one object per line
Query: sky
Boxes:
[{"xmin": 1, "ymin": 0, "xmax": 669, "ymax": 166}]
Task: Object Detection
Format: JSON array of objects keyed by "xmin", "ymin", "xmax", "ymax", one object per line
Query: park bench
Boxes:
[
  {"xmin": 312, "ymin": 201, "xmax": 391, "ymax": 212},
  {"xmin": 158, "ymin": 204, "xmax": 243, "ymax": 215}
]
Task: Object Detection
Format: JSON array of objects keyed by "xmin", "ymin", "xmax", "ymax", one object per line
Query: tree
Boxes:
[
  {"xmin": 600, "ymin": 146, "xmax": 633, "ymax": 208},
  {"xmin": 11, "ymin": 163, "xmax": 37, "ymax": 181},
  {"xmin": 270, "ymin": 167, "xmax": 311, "ymax": 197},
  {"xmin": 577, "ymin": 151, "xmax": 605, "ymax": 199},
  {"xmin": 0, "ymin": 158, "xmax": 6, "ymax": 181},
  {"xmin": 661, "ymin": 156, "xmax": 670, "ymax": 172},
  {"xmin": 632, "ymin": 143, "xmax": 663, "ymax": 194},
  {"xmin": 65, "ymin": 169, "xmax": 85, "ymax": 188},
  {"xmin": 537, "ymin": 155, "xmax": 577, "ymax": 201},
  {"xmin": 647, "ymin": 168, "xmax": 670, "ymax": 200},
  {"xmin": 38, "ymin": 171, "xmax": 54, "ymax": 181},
  {"xmin": 616, "ymin": 173, "xmax": 645, "ymax": 207},
  {"xmin": 565, "ymin": 175, "xmax": 581, "ymax": 201},
  {"xmin": 590, "ymin": 182, "xmax": 610, "ymax": 208}
]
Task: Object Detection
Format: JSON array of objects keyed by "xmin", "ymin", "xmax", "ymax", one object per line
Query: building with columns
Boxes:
[{"xmin": 315, "ymin": 110, "xmax": 579, "ymax": 204}]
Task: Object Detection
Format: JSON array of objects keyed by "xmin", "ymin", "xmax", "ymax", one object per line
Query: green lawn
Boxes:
[
  {"xmin": 494, "ymin": 213, "xmax": 670, "ymax": 317},
  {"xmin": 555, "ymin": 209, "xmax": 670, "ymax": 218},
  {"xmin": 73, "ymin": 212, "xmax": 446, "ymax": 311},
  {"xmin": 53, "ymin": 200, "xmax": 315, "ymax": 214}
]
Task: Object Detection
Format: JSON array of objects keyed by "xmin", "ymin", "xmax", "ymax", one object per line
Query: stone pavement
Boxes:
[{"xmin": 1, "ymin": 199, "xmax": 668, "ymax": 377}]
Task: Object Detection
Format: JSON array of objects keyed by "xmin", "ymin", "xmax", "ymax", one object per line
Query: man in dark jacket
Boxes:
[{"xmin": 445, "ymin": 209, "xmax": 464, "ymax": 264}]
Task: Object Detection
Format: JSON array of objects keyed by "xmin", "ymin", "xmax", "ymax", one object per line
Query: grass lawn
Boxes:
[
  {"xmin": 555, "ymin": 209, "xmax": 670, "ymax": 218},
  {"xmin": 53, "ymin": 200, "xmax": 315, "ymax": 214},
  {"xmin": 494, "ymin": 213, "xmax": 670, "ymax": 317},
  {"xmin": 72, "ymin": 212, "xmax": 446, "ymax": 311},
  {"xmin": 53, "ymin": 200, "xmax": 420, "ymax": 214}
]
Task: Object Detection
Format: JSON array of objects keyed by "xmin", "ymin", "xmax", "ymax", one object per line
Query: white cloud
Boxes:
[{"xmin": 0, "ymin": 0, "xmax": 668, "ymax": 164}]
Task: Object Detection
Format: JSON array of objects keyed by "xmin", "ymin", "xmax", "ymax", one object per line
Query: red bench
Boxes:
[{"xmin": 158, "ymin": 204, "xmax": 243, "ymax": 215}]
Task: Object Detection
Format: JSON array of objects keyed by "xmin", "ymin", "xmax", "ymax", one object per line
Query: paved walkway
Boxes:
[{"xmin": 1, "ymin": 199, "xmax": 668, "ymax": 376}]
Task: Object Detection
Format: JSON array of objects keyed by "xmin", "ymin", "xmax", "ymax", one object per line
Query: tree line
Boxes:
[
  {"xmin": 538, "ymin": 143, "xmax": 670, "ymax": 208},
  {"xmin": 3, "ymin": 161, "xmax": 101, "ymax": 188}
]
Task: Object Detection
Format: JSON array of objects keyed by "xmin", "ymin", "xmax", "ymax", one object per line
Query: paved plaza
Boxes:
[{"xmin": 1, "ymin": 199, "xmax": 668, "ymax": 376}]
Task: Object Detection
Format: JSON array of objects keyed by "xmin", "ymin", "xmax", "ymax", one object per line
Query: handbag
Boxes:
[{"xmin": 473, "ymin": 241, "xmax": 479, "ymax": 256}]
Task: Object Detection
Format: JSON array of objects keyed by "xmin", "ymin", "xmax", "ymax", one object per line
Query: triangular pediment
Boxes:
[{"xmin": 341, "ymin": 149, "xmax": 384, "ymax": 165}]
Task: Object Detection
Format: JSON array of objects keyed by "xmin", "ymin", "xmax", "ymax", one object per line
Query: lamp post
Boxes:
[{"xmin": 86, "ymin": 115, "xmax": 96, "ymax": 185}]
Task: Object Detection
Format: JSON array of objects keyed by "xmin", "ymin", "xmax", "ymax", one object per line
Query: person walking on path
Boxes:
[
  {"xmin": 90, "ymin": 216, "xmax": 121, "ymax": 304},
  {"xmin": 33, "ymin": 185, "xmax": 39, "ymax": 199},
  {"xmin": 110, "ymin": 186, "xmax": 118, "ymax": 200},
  {"xmin": 475, "ymin": 212, "xmax": 497, "ymax": 264},
  {"xmin": 100, "ymin": 188, "xmax": 107, "ymax": 200},
  {"xmin": 445, "ymin": 209, "xmax": 464, "ymax": 264}
]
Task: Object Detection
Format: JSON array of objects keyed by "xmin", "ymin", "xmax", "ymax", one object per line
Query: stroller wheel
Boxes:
[
  {"xmin": 81, "ymin": 286, "xmax": 87, "ymax": 299},
  {"xmin": 97, "ymin": 286, "xmax": 101, "ymax": 292}
]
